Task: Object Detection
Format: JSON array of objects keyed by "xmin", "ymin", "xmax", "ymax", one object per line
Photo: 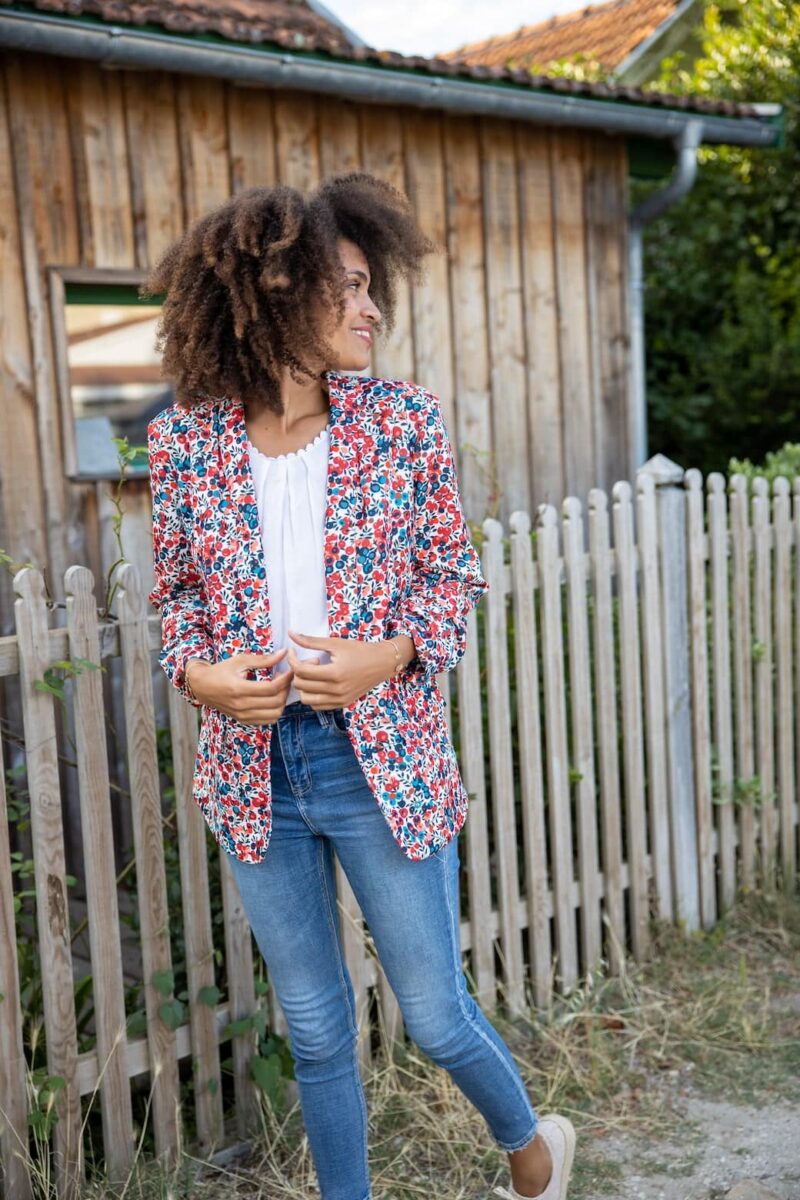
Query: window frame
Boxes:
[{"xmin": 49, "ymin": 266, "xmax": 166, "ymax": 482}]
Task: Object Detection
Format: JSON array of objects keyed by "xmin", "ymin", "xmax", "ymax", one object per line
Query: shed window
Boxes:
[{"xmin": 52, "ymin": 273, "xmax": 172, "ymax": 480}]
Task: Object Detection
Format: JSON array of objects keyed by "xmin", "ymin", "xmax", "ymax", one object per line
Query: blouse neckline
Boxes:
[{"xmin": 247, "ymin": 422, "xmax": 331, "ymax": 464}]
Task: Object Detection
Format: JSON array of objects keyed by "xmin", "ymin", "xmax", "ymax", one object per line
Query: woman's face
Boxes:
[{"xmin": 320, "ymin": 238, "xmax": 382, "ymax": 373}]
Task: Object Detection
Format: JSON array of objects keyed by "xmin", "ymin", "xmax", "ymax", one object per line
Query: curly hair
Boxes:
[{"xmin": 142, "ymin": 172, "xmax": 437, "ymax": 412}]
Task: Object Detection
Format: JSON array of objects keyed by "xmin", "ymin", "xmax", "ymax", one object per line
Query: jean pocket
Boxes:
[
  {"xmin": 330, "ymin": 707, "xmax": 350, "ymax": 736},
  {"xmin": 430, "ymin": 834, "xmax": 457, "ymax": 865}
]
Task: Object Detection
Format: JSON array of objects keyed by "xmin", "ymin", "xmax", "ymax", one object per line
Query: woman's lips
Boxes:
[{"xmin": 353, "ymin": 329, "xmax": 372, "ymax": 345}]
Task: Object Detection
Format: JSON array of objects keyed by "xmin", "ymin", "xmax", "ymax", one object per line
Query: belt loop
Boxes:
[{"xmin": 317, "ymin": 708, "xmax": 331, "ymax": 728}]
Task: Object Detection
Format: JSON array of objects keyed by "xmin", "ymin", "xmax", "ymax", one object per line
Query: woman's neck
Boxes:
[{"xmin": 247, "ymin": 372, "xmax": 330, "ymax": 436}]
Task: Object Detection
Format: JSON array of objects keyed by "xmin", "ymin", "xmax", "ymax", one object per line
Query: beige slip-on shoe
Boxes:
[{"xmin": 492, "ymin": 1114, "xmax": 577, "ymax": 1200}]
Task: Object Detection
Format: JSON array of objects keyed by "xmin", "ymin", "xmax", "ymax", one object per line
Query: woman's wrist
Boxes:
[
  {"xmin": 184, "ymin": 656, "xmax": 214, "ymax": 702},
  {"xmin": 381, "ymin": 634, "xmax": 415, "ymax": 681}
]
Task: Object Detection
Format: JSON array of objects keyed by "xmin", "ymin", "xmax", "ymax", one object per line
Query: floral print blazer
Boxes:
[{"xmin": 147, "ymin": 370, "xmax": 489, "ymax": 862}]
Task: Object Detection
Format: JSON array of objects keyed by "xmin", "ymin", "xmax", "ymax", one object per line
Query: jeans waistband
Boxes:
[{"xmin": 281, "ymin": 700, "xmax": 341, "ymax": 721}]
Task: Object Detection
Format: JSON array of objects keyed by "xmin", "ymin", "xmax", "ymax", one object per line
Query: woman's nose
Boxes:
[{"xmin": 363, "ymin": 298, "xmax": 381, "ymax": 323}]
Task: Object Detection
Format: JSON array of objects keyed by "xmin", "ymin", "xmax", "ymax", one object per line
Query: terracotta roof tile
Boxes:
[
  {"xmin": 10, "ymin": 0, "xmax": 768, "ymax": 120},
  {"xmin": 24, "ymin": 0, "xmax": 359, "ymax": 54},
  {"xmin": 441, "ymin": 0, "xmax": 682, "ymax": 71}
]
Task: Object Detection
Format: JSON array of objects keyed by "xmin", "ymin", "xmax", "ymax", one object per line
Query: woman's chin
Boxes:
[{"xmin": 331, "ymin": 353, "xmax": 372, "ymax": 374}]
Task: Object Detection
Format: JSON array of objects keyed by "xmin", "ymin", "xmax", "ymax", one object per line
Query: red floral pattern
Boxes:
[{"xmin": 147, "ymin": 371, "xmax": 489, "ymax": 862}]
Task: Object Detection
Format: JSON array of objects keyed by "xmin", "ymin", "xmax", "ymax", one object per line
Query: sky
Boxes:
[{"xmin": 319, "ymin": 0, "xmax": 587, "ymax": 59}]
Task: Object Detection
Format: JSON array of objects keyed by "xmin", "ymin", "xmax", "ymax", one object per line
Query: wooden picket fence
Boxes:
[{"xmin": 1, "ymin": 462, "xmax": 798, "ymax": 1198}]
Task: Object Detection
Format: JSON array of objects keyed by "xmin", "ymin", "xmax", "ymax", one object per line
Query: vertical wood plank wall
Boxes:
[{"xmin": 0, "ymin": 54, "xmax": 631, "ymax": 601}]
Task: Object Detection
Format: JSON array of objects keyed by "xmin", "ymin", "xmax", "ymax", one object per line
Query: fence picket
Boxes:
[
  {"xmin": 266, "ymin": 965, "xmax": 290, "ymax": 1048},
  {"xmin": 562, "ymin": 497, "xmax": 602, "ymax": 971},
  {"xmin": 65, "ymin": 567, "xmax": 133, "ymax": 1179},
  {"xmin": 509, "ymin": 512, "xmax": 552, "ymax": 1007},
  {"xmin": 536, "ymin": 506, "xmax": 578, "ymax": 990},
  {"xmin": 168, "ymin": 690, "xmax": 223, "ymax": 1153},
  {"xmin": 482, "ymin": 518, "xmax": 526, "ymax": 1013},
  {"xmin": 685, "ymin": 474, "xmax": 716, "ymax": 929},
  {"xmin": 772, "ymin": 478, "xmax": 796, "ymax": 888},
  {"xmin": 116, "ymin": 562, "xmax": 181, "ymax": 1157},
  {"xmin": 13, "ymin": 568, "xmax": 83, "ymax": 1199},
  {"xmin": 219, "ymin": 853, "xmax": 260, "ymax": 1135},
  {"xmin": 587, "ymin": 490, "xmax": 625, "ymax": 973},
  {"xmin": 456, "ymin": 607, "xmax": 496, "ymax": 1011},
  {"xmin": 0, "ymin": 732, "xmax": 31, "ymax": 1200},
  {"xmin": 334, "ymin": 860, "xmax": 372, "ymax": 1072},
  {"xmin": 611, "ymin": 484, "xmax": 650, "ymax": 960},
  {"xmin": 794, "ymin": 479, "xmax": 800, "ymax": 885},
  {"xmin": 707, "ymin": 476, "xmax": 737, "ymax": 910},
  {"xmin": 752, "ymin": 477, "xmax": 776, "ymax": 886},
  {"xmin": 374, "ymin": 954, "xmax": 403, "ymax": 1062},
  {"xmin": 636, "ymin": 472, "xmax": 673, "ymax": 922},
  {"xmin": 730, "ymin": 476, "xmax": 757, "ymax": 887}
]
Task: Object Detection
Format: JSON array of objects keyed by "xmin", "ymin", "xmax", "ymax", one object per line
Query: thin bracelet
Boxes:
[
  {"xmin": 184, "ymin": 657, "xmax": 210, "ymax": 702},
  {"xmin": 387, "ymin": 637, "xmax": 405, "ymax": 678}
]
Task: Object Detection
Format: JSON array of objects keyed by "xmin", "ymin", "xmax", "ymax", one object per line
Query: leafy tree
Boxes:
[{"xmin": 637, "ymin": 0, "xmax": 800, "ymax": 476}]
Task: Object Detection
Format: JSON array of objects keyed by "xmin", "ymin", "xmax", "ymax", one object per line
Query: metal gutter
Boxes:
[
  {"xmin": 627, "ymin": 119, "xmax": 704, "ymax": 473},
  {"xmin": 0, "ymin": 7, "xmax": 781, "ymax": 147}
]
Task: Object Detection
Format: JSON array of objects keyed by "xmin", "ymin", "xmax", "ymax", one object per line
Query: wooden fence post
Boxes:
[{"xmin": 639, "ymin": 456, "xmax": 700, "ymax": 931}]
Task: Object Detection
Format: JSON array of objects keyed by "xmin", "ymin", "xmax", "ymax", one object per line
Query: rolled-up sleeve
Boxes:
[
  {"xmin": 386, "ymin": 388, "xmax": 489, "ymax": 682},
  {"xmin": 147, "ymin": 414, "xmax": 215, "ymax": 707}
]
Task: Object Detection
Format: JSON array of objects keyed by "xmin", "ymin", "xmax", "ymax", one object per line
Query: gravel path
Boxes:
[{"xmin": 582, "ymin": 1096, "xmax": 799, "ymax": 1200}]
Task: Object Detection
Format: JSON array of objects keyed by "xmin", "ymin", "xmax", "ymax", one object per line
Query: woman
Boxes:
[{"xmin": 145, "ymin": 172, "xmax": 575, "ymax": 1200}]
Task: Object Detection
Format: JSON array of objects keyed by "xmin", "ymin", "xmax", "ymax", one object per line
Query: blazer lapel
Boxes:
[{"xmin": 217, "ymin": 371, "xmax": 366, "ymax": 651}]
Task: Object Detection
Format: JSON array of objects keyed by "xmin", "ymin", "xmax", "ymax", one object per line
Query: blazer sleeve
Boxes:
[
  {"xmin": 147, "ymin": 413, "xmax": 215, "ymax": 707},
  {"xmin": 386, "ymin": 388, "xmax": 489, "ymax": 682}
]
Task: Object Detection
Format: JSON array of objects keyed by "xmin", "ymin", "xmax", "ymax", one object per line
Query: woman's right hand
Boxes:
[{"xmin": 185, "ymin": 649, "xmax": 300, "ymax": 726}]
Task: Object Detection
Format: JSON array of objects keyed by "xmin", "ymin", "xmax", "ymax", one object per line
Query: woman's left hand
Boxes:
[{"xmin": 286, "ymin": 629, "xmax": 405, "ymax": 709}]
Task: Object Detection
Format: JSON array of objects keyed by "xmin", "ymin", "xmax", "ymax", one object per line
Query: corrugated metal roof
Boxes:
[
  {"xmin": 441, "ymin": 0, "xmax": 682, "ymax": 72},
  {"xmin": 11, "ymin": 0, "xmax": 767, "ymax": 119}
]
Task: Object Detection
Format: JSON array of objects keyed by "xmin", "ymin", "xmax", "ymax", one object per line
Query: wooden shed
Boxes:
[{"xmin": 0, "ymin": 0, "xmax": 780, "ymax": 628}]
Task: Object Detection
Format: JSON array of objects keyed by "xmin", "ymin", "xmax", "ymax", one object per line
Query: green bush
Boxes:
[
  {"xmin": 641, "ymin": 0, "xmax": 800, "ymax": 475},
  {"xmin": 728, "ymin": 440, "xmax": 800, "ymax": 487}
]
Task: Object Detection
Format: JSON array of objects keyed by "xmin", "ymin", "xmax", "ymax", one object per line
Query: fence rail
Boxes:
[{"xmin": 1, "ymin": 462, "xmax": 798, "ymax": 1197}]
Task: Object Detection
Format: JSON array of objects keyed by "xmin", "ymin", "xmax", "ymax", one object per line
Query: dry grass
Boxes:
[{"xmin": 18, "ymin": 888, "xmax": 800, "ymax": 1199}]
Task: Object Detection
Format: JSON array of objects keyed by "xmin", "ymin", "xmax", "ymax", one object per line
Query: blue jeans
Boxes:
[{"xmin": 227, "ymin": 700, "xmax": 538, "ymax": 1200}]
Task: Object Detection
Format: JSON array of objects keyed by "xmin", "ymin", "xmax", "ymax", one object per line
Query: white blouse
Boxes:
[{"xmin": 247, "ymin": 423, "xmax": 331, "ymax": 706}]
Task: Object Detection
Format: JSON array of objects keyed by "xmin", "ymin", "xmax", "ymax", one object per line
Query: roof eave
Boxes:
[
  {"xmin": 0, "ymin": 7, "xmax": 782, "ymax": 147},
  {"xmin": 304, "ymin": 0, "xmax": 368, "ymax": 49},
  {"xmin": 614, "ymin": 0, "xmax": 701, "ymax": 79}
]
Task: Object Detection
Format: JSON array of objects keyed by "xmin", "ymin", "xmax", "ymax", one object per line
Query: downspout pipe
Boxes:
[{"xmin": 628, "ymin": 119, "xmax": 704, "ymax": 472}]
